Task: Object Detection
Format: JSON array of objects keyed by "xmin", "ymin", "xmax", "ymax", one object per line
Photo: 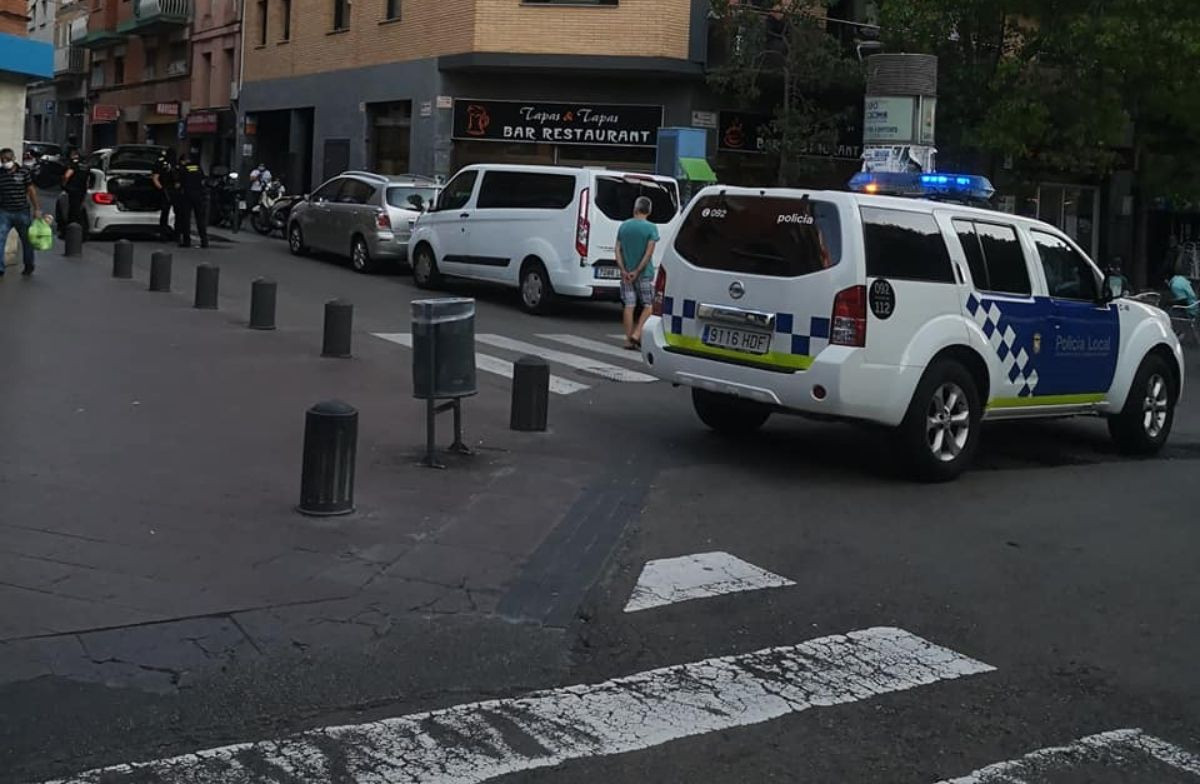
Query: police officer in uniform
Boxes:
[
  {"xmin": 174, "ymin": 151, "xmax": 209, "ymax": 249},
  {"xmin": 60, "ymin": 148, "xmax": 90, "ymax": 236},
  {"xmin": 152, "ymin": 149, "xmax": 178, "ymax": 241}
]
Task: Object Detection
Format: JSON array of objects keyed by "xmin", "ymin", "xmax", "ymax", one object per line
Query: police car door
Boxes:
[
  {"xmin": 1025, "ymin": 228, "xmax": 1119, "ymax": 401},
  {"xmin": 950, "ymin": 218, "xmax": 1045, "ymax": 406}
]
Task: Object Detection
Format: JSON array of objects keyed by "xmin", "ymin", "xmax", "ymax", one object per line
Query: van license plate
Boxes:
[
  {"xmin": 594, "ymin": 266, "xmax": 622, "ymax": 280},
  {"xmin": 702, "ymin": 325, "xmax": 771, "ymax": 355}
]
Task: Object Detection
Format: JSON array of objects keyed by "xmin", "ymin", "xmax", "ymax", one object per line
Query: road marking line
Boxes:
[
  {"xmin": 44, "ymin": 627, "xmax": 994, "ymax": 784},
  {"xmin": 624, "ymin": 551, "xmax": 796, "ymax": 613},
  {"xmin": 934, "ymin": 728, "xmax": 1200, "ymax": 782},
  {"xmin": 371, "ymin": 333, "xmax": 590, "ymax": 396},
  {"xmin": 477, "ymin": 334, "xmax": 658, "ymax": 383},
  {"xmin": 537, "ymin": 333, "xmax": 648, "ymax": 362}
]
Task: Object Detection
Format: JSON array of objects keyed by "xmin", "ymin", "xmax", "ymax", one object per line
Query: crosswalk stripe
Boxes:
[
  {"xmin": 371, "ymin": 333, "xmax": 591, "ymax": 396},
  {"xmin": 41, "ymin": 627, "xmax": 994, "ymax": 784},
  {"xmin": 624, "ymin": 551, "xmax": 796, "ymax": 613},
  {"xmin": 934, "ymin": 728, "xmax": 1200, "ymax": 782},
  {"xmin": 477, "ymin": 334, "xmax": 658, "ymax": 383},
  {"xmin": 538, "ymin": 333, "xmax": 648, "ymax": 362}
]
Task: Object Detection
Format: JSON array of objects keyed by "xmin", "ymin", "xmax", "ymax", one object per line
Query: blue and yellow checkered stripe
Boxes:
[{"xmin": 661, "ymin": 296, "xmax": 829, "ymax": 370}]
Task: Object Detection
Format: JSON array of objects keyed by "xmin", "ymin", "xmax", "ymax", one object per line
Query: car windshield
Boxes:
[
  {"xmin": 109, "ymin": 147, "xmax": 165, "ymax": 170},
  {"xmin": 386, "ymin": 186, "xmax": 439, "ymax": 212},
  {"xmin": 595, "ymin": 176, "xmax": 679, "ymax": 225}
]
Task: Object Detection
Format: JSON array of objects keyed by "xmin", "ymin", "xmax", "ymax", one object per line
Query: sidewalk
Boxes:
[{"xmin": 0, "ymin": 244, "xmax": 615, "ymax": 693}]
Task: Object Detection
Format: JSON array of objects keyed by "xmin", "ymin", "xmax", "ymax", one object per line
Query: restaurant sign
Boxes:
[
  {"xmin": 718, "ymin": 112, "xmax": 863, "ymax": 160},
  {"xmin": 452, "ymin": 99, "xmax": 663, "ymax": 148}
]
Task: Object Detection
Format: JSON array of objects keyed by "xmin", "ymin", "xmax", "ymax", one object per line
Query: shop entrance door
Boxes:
[{"xmin": 1037, "ymin": 183, "xmax": 1100, "ymax": 259}]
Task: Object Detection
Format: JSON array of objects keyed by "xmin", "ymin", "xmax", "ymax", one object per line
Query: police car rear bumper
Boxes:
[{"xmin": 642, "ymin": 316, "xmax": 921, "ymax": 428}]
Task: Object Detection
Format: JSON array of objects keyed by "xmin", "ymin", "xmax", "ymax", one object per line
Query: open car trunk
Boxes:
[{"xmin": 106, "ymin": 170, "xmax": 161, "ymax": 212}]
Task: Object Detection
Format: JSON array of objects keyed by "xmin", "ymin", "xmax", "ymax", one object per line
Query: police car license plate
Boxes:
[
  {"xmin": 594, "ymin": 266, "xmax": 622, "ymax": 280},
  {"xmin": 702, "ymin": 325, "xmax": 771, "ymax": 355}
]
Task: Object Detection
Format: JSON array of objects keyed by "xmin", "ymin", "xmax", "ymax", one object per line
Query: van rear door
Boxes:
[
  {"xmin": 587, "ymin": 173, "xmax": 680, "ymax": 281},
  {"xmin": 662, "ymin": 190, "xmax": 852, "ymax": 372}
]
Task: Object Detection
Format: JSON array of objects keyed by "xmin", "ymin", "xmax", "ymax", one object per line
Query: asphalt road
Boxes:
[{"xmin": 1, "ymin": 229, "xmax": 1198, "ymax": 783}]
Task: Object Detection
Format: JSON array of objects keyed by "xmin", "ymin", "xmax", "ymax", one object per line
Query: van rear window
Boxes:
[
  {"xmin": 673, "ymin": 194, "xmax": 842, "ymax": 277},
  {"xmin": 595, "ymin": 176, "xmax": 678, "ymax": 225}
]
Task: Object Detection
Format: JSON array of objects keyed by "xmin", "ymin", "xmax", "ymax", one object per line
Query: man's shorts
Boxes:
[{"xmin": 621, "ymin": 276, "xmax": 654, "ymax": 308}]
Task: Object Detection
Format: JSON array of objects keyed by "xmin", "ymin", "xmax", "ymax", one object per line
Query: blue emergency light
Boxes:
[{"xmin": 848, "ymin": 172, "xmax": 996, "ymax": 203}]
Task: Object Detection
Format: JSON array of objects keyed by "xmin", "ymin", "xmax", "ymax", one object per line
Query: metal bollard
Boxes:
[
  {"xmin": 510, "ymin": 355, "xmax": 550, "ymax": 432},
  {"xmin": 112, "ymin": 240, "xmax": 133, "ymax": 278},
  {"xmin": 298, "ymin": 400, "xmax": 357, "ymax": 516},
  {"xmin": 148, "ymin": 251, "xmax": 172, "ymax": 292},
  {"xmin": 64, "ymin": 223, "xmax": 83, "ymax": 257},
  {"xmin": 194, "ymin": 264, "xmax": 219, "ymax": 309},
  {"xmin": 322, "ymin": 299, "xmax": 353, "ymax": 358},
  {"xmin": 249, "ymin": 277, "xmax": 277, "ymax": 330}
]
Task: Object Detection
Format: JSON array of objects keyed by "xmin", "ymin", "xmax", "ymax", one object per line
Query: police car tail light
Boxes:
[
  {"xmin": 652, "ymin": 265, "xmax": 667, "ymax": 316},
  {"xmin": 831, "ymin": 285, "xmax": 867, "ymax": 347},
  {"xmin": 92, "ymin": 192, "xmax": 115, "ymax": 205},
  {"xmin": 375, "ymin": 209, "xmax": 392, "ymax": 230},
  {"xmin": 575, "ymin": 187, "xmax": 591, "ymax": 257}
]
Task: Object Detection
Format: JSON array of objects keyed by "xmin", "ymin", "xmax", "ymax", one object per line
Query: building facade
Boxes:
[
  {"xmin": 23, "ymin": 0, "xmax": 57, "ymax": 142},
  {"xmin": 1, "ymin": 0, "xmax": 53, "ymax": 152}
]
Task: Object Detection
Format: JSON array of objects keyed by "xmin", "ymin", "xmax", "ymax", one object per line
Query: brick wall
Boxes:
[
  {"xmin": 243, "ymin": 0, "xmax": 692, "ymax": 84},
  {"xmin": 0, "ymin": 0, "xmax": 27, "ymax": 35}
]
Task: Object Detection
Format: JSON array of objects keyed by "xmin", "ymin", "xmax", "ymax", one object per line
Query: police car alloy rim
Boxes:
[
  {"xmin": 1143, "ymin": 373, "xmax": 1170, "ymax": 438},
  {"xmin": 926, "ymin": 382, "xmax": 971, "ymax": 462}
]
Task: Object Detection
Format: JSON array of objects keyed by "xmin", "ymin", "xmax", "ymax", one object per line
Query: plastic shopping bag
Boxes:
[
  {"xmin": 28, "ymin": 217, "xmax": 53, "ymax": 252},
  {"xmin": 3, "ymin": 228, "xmax": 17, "ymax": 266}
]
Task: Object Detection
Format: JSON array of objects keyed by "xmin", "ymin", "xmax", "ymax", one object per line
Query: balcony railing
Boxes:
[
  {"xmin": 118, "ymin": 0, "xmax": 191, "ymax": 33},
  {"xmin": 53, "ymin": 46, "xmax": 87, "ymax": 76}
]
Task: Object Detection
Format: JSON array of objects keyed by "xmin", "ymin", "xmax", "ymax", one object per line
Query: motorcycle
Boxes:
[
  {"xmin": 206, "ymin": 170, "xmax": 246, "ymax": 232},
  {"xmin": 251, "ymin": 180, "xmax": 294, "ymax": 236}
]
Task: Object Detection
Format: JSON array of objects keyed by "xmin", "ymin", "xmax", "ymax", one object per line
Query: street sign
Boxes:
[
  {"xmin": 45, "ymin": 100, "xmax": 55, "ymax": 113},
  {"xmin": 419, "ymin": 100, "xmax": 432, "ymax": 118},
  {"xmin": 691, "ymin": 111, "xmax": 717, "ymax": 129}
]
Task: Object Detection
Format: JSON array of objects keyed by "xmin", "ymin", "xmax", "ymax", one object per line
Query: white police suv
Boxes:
[{"xmin": 641, "ymin": 173, "xmax": 1183, "ymax": 480}]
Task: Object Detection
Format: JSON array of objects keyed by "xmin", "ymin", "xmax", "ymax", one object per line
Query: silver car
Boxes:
[{"xmin": 287, "ymin": 172, "xmax": 440, "ymax": 273}]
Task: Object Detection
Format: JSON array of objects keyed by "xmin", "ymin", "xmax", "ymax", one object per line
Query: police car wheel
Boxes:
[
  {"xmin": 1108, "ymin": 354, "xmax": 1175, "ymax": 455},
  {"xmin": 288, "ymin": 223, "xmax": 307, "ymax": 256},
  {"xmin": 350, "ymin": 236, "xmax": 376, "ymax": 274},
  {"xmin": 898, "ymin": 361, "xmax": 981, "ymax": 482},
  {"xmin": 413, "ymin": 245, "xmax": 440, "ymax": 289},
  {"xmin": 691, "ymin": 388, "xmax": 771, "ymax": 436}
]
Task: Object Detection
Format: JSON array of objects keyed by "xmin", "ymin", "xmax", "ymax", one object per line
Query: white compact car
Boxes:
[
  {"xmin": 408, "ymin": 164, "xmax": 681, "ymax": 313},
  {"xmin": 641, "ymin": 173, "xmax": 1184, "ymax": 480},
  {"xmin": 55, "ymin": 145, "xmax": 166, "ymax": 239}
]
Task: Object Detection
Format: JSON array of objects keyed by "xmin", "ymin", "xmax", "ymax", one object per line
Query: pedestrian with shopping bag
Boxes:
[{"xmin": 0, "ymin": 147, "xmax": 43, "ymax": 277}]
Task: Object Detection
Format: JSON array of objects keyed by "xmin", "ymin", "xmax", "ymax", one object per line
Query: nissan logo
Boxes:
[{"xmin": 729, "ymin": 281, "xmax": 745, "ymax": 300}]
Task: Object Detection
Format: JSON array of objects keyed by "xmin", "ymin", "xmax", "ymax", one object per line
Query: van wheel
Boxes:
[
  {"xmin": 519, "ymin": 261, "xmax": 555, "ymax": 315},
  {"xmin": 288, "ymin": 223, "xmax": 307, "ymax": 256},
  {"xmin": 350, "ymin": 236, "xmax": 376, "ymax": 274},
  {"xmin": 692, "ymin": 388, "xmax": 771, "ymax": 435},
  {"xmin": 413, "ymin": 245, "xmax": 440, "ymax": 289},
  {"xmin": 1108, "ymin": 354, "xmax": 1175, "ymax": 455},
  {"xmin": 896, "ymin": 360, "xmax": 981, "ymax": 482}
]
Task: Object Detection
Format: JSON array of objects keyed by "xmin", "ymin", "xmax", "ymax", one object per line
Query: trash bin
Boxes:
[{"xmin": 412, "ymin": 297, "xmax": 477, "ymax": 400}]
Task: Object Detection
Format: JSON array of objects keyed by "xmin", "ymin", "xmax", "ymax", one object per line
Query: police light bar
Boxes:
[{"xmin": 849, "ymin": 172, "xmax": 996, "ymax": 202}]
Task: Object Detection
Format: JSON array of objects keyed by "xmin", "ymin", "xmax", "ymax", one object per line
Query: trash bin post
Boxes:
[
  {"xmin": 411, "ymin": 297, "xmax": 477, "ymax": 468},
  {"xmin": 298, "ymin": 400, "xmax": 357, "ymax": 516}
]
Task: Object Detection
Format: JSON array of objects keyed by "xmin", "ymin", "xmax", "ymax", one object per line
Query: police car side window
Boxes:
[
  {"xmin": 1032, "ymin": 230, "xmax": 1099, "ymax": 301},
  {"xmin": 953, "ymin": 220, "xmax": 988, "ymax": 289},
  {"xmin": 978, "ymin": 223, "xmax": 1031, "ymax": 295},
  {"xmin": 862, "ymin": 208, "xmax": 954, "ymax": 283}
]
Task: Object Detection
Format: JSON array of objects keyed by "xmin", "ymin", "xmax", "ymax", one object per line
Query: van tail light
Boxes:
[
  {"xmin": 830, "ymin": 285, "xmax": 867, "ymax": 347},
  {"xmin": 376, "ymin": 209, "xmax": 392, "ymax": 230},
  {"xmin": 651, "ymin": 265, "xmax": 667, "ymax": 316},
  {"xmin": 92, "ymin": 192, "xmax": 115, "ymax": 205},
  {"xmin": 575, "ymin": 187, "xmax": 590, "ymax": 257}
]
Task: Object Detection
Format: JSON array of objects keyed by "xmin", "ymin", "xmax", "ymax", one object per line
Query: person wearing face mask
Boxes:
[
  {"xmin": 61, "ymin": 148, "xmax": 90, "ymax": 236},
  {"xmin": 0, "ymin": 147, "xmax": 41, "ymax": 276}
]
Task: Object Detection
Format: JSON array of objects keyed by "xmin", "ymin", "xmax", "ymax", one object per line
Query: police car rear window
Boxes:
[
  {"xmin": 862, "ymin": 207, "xmax": 954, "ymax": 283},
  {"xmin": 674, "ymin": 194, "xmax": 842, "ymax": 277}
]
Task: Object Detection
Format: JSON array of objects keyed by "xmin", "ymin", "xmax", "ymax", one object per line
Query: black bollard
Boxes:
[
  {"xmin": 322, "ymin": 299, "xmax": 353, "ymax": 358},
  {"xmin": 148, "ymin": 251, "xmax": 172, "ymax": 292},
  {"xmin": 64, "ymin": 223, "xmax": 83, "ymax": 257},
  {"xmin": 249, "ymin": 278, "xmax": 276, "ymax": 330},
  {"xmin": 298, "ymin": 400, "xmax": 357, "ymax": 516},
  {"xmin": 112, "ymin": 240, "xmax": 133, "ymax": 278},
  {"xmin": 510, "ymin": 355, "xmax": 550, "ymax": 432},
  {"xmin": 194, "ymin": 264, "xmax": 219, "ymax": 309}
]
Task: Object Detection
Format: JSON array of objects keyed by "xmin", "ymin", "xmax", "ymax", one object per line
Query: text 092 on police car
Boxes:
[{"xmin": 641, "ymin": 173, "xmax": 1183, "ymax": 481}]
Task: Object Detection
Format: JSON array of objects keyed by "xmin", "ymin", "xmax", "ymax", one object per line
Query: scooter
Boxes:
[{"xmin": 251, "ymin": 180, "xmax": 286, "ymax": 235}]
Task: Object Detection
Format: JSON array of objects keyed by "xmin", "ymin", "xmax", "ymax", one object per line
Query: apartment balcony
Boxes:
[
  {"xmin": 53, "ymin": 46, "xmax": 87, "ymax": 77},
  {"xmin": 118, "ymin": 0, "xmax": 192, "ymax": 34},
  {"xmin": 72, "ymin": 19, "xmax": 124, "ymax": 49}
]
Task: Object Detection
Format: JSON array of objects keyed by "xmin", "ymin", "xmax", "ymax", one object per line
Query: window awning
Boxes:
[{"xmin": 679, "ymin": 157, "xmax": 717, "ymax": 183}]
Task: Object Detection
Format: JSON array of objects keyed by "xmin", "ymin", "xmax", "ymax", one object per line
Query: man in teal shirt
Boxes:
[
  {"xmin": 615, "ymin": 196, "xmax": 660, "ymax": 349},
  {"xmin": 1168, "ymin": 267, "xmax": 1200, "ymax": 318}
]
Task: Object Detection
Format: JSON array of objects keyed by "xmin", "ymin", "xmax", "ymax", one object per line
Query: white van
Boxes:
[
  {"xmin": 408, "ymin": 164, "xmax": 681, "ymax": 313},
  {"xmin": 641, "ymin": 177, "xmax": 1183, "ymax": 480}
]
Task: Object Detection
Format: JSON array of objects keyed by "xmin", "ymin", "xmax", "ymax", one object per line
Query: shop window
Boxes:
[
  {"xmin": 384, "ymin": 0, "xmax": 398, "ymax": 20},
  {"xmin": 332, "ymin": 0, "xmax": 348, "ymax": 30},
  {"xmin": 368, "ymin": 101, "xmax": 411, "ymax": 175}
]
